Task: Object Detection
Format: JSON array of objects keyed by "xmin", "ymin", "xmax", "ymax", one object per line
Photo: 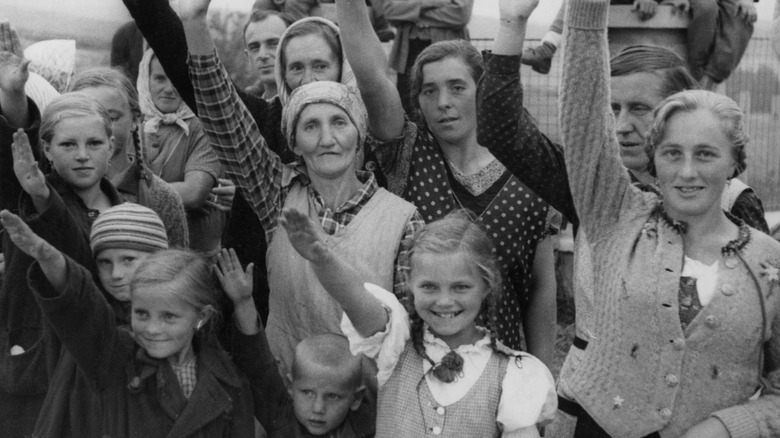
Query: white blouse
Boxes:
[
  {"xmin": 341, "ymin": 283, "xmax": 558, "ymax": 437},
  {"xmin": 681, "ymin": 256, "xmax": 720, "ymax": 306}
]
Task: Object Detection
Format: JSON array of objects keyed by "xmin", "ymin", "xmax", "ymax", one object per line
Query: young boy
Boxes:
[{"xmin": 216, "ymin": 249, "xmax": 375, "ymax": 438}]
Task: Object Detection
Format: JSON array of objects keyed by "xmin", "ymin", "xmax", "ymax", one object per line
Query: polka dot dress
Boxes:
[{"xmin": 404, "ymin": 128, "xmax": 550, "ymax": 350}]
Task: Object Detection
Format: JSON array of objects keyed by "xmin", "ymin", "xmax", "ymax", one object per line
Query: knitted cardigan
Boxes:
[{"xmin": 557, "ymin": 1, "xmax": 780, "ymax": 437}]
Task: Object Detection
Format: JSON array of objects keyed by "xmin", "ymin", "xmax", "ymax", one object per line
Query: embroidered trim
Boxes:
[
  {"xmin": 444, "ymin": 156, "xmax": 506, "ymax": 196},
  {"xmin": 654, "ymin": 205, "xmax": 688, "ymax": 234},
  {"xmin": 721, "ymin": 223, "xmax": 751, "ymax": 257}
]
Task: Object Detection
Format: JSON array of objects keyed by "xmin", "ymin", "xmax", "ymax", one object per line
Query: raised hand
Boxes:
[
  {"xmin": 0, "ymin": 210, "xmax": 55, "ymax": 261},
  {"xmin": 11, "ymin": 129, "xmax": 49, "ymax": 200},
  {"xmin": 176, "ymin": 0, "xmax": 212, "ymax": 21},
  {"xmin": 214, "ymin": 248, "xmax": 254, "ymax": 304},
  {"xmin": 0, "ymin": 21, "xmax": 23, "ymax": 59},
  {"xmin": 279, "ymin": 209, "xmax": 331, "ymax": 264},
  {"xmin": 498, "ymin": 0, "xmax": 540, "ymax": 22},
  {"xmin": 0, "ymin": 52, "xmax": 29, "ymax": 95},
  {"xmin": 736, "ymin": 0, "xmax": 757, "ymax": 24},
  {"xmin": 633, "ymin": 0, "xmax": 659, "ymax": 20}
]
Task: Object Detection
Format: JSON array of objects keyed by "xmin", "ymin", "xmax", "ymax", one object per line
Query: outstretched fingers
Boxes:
[{"xmin": 0, "ymin": 209, "xmax": 48, "ymax": 259}]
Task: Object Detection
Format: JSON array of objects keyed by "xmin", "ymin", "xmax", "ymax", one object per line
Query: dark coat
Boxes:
[{"xmin": 30, "ymin": 257, "xmax": 258, "ymax": 438}]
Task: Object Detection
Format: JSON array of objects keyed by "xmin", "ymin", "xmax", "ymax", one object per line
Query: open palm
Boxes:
[
  {"xmin": 12, "ymin": 130, "xmax": 48, "ymax": 199},
  {"xmin": 279, "ymin": 209, "xmax": 331, "ymax": 264},
  {"xmin": 499, "ymin": 0, "xmax": 540, "ymax": 21}
]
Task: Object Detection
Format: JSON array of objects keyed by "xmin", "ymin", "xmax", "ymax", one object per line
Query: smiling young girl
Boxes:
[
  {"xmin": 280, "ymin": 208, "xmax": 557, "ymax": 437},
  {"xmin": 0, "ymin": 210, "xmax": 258, "ymax": 437}
]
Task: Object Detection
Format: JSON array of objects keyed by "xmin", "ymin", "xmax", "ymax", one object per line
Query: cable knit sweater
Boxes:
[{"xmin": 558, "ymin": 1, "xmax": 780, "ymax": 437}]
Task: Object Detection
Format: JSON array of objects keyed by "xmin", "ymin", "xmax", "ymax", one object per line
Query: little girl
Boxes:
[
  {"xmin": 280, "ymin": 208, "xmax": 558, "ymax": 437},
  {"xmin": 0, "ymin": 210, "xmax": 258, "ymax": 437},
  {"xmin": 137, "ymin": 48, "xmax": 223, "ymax": 257}
]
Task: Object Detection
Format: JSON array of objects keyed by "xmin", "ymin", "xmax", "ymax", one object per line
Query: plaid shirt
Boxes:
[
  {"xmin": 170, "ymin": 356, "xmax": 197, "ymax": 399},
  {"xmin": 189, "ymin": 50, "xmax": 423, "ymax": 294}
]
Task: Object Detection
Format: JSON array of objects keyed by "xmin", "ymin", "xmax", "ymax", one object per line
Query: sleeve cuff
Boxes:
[
  {"xmin": 712, "ymin": 405, "xmax": 760, "ymax": 438},
  {"xmin": 566, "ymin": 0, "xmax": 609, "ymax": 30},
  {"xmin": 482, "ymin": 51, "xmax": 522, "ymax": 76}
]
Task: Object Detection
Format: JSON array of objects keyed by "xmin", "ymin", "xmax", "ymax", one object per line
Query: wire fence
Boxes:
[{"xmin": 472, "ymin": 34, "xmax": 780, "ymax": 211}]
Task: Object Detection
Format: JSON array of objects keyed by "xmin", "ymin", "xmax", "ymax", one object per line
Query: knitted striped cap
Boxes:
[{"xmin": 90, "ymin": 203, "xmax": 169, "ymax": 255}]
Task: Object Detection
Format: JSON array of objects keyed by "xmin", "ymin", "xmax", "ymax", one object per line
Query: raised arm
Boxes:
[
  {"xmin": 476, "ymin": 0, "xmax": 577, "ymax": 227},
  {"xmin": 180, "ymin": 0, "xmax": 285, "ymax": 236},
  {"xmin": 336, "ymin": 0, "xmax": 405, "ymax": 141},
  {"xmin": 279, "ymin": 208, "xmax": 389, "ymax": 337},
  {"xmin": 560, "ymin": 0, "xmax": 639, "ymax": 238},
  {"xmin": 382, "ymin": 0, "xmax": 473, "ymax": 28}
]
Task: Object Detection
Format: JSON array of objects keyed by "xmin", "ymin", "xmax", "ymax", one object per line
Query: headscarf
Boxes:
[
  {"xmin": 24, "ymin": 39, "xmax": 76, "ymax": 93},
  {"xmin": 281, "ymin": 81, "xmax": 367, "ymax": 152},
  {"xmin": 274, "ymin": 16, "xmax": 356, "ymax": 107},
  {"xmin": 136, "ymin": 48, "xmax": 195, "ymax": 136}
]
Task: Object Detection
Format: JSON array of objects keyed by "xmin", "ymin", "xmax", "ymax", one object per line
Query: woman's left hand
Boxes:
[
  {"xmin": 279, "ymin": 208, "xmax": 331, "ymax": 264},
  {"xmin": 680, "ymin": 417, "xmax": 730, "ymax": 438}
]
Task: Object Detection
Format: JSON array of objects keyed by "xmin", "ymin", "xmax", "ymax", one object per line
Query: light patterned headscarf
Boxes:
[
  {"xmin": 281, "ymin": 81, "xmax": 367, "ymax": 152},
  {"xmin": 274, "ymin": 16, "xmax": 356, "ymax": 107},
  {"xmin": 136, "ymin": 48, "xmax": 195, "ymax": 136}
]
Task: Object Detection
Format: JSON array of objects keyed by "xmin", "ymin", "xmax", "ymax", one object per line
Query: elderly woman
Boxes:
[
  {"xmin": 179, "ymin": 0, "xmax": 421, "ymax": 381},
  {"xmin": 549, "ymin": 0, "xmax": 780, "ymax": 437}
]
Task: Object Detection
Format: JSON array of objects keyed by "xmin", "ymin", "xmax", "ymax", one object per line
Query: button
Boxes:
[
  {"xmin": 365, "ymin": 161, "xmax": 377, "ymax": 172},
  {"xmin": 721, "ymin": 284, "xmax": 736, "ymax": 296},
  {"xmin": 671, "ymin": 338, "xmax": 685, "ymax": 351},
  {"xmin": 436, "ymin": 407, "xmax": 445, "ymax": 415},
  {"xmin": 432, "ymin": 426, "xmax": 442, "ymax": 435},
  {"xmin": 659, "ymin": 408, "xmax": 672, "ymax": 418},
  {"xmin": 705, "ymin": 315, "xmax": 720, "ymax": 328},
  {"xmin": 664, "ymin": 374, "xmax": 679, "ymax": 387}
]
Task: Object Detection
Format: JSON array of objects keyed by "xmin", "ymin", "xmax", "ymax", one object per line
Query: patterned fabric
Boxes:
[
  {"xmin": 376, "ymin": 341, "xmax": 506, "ymax": 437},
  {"xmin": 444, "ymin": 156, "xmax": 506, "ymax": 196},
  {"xmin": 170, "ymin": 356, "xmax": 197, "ymax": 399},
  {"xmin": 24, "ymin": 40, "xmax": 76, "ymax": 93},
  {"xmin": 89, "ymin": 202, "xmax": 169, "ymax": 254},
  {"xmin": 282, "ymin": 81, "xmax": 367, "ymax": 151},
  {"xmin": 137, "ymin": 48, "xmax": 197, "ymax": 136},
  {"xmin": 678, "ymin": 277, "xmax": 703, "ymax": 331},
  {"xmin": 370, "ymin": 122, "xmax": 550, "ymax": 350}
]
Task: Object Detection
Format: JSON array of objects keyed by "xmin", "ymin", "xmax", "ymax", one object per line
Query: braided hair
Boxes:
[{"xmin": 401, "ymin": 210, "xmax": 516, "ymax": 382}]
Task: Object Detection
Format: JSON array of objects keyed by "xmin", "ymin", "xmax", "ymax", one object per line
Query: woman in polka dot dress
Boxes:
[{"xmin": 334, "ymin": 0, "xmax": 557, "ymax": 365}]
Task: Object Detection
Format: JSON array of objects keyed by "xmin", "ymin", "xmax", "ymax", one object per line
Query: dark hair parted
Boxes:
[
  {"xmin": 408, "ymin": 39, "xmax": 483, "ymax": 123},
  {"xmin": 401, "ymin": 210, "xmax": 514, "ymax": 374},
  {"xmin": 645, "ymin": 90, "xmax": 748, "ymax": 178},
  {"xmin": 130, "ymin": 249, "xmax": 222, "ymax": 331},
  {"xmin": 278, "ymin": 20, "xmax": 342, "ymax": 80},
  {"xmin": 610, "ymin": 45, "xmax": 699, "ymax": 98},
  {"xmin": 242, "ymin": 9, "xmax": 294, "ymax": 46}
]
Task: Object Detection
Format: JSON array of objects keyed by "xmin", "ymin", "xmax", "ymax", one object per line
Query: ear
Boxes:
[
  {"xmin": 349, "ymin": 385, "xmax": 366, "ymax": 411},
  {"xmin": 42, "ymin": 140, "xmax": 52, "ymax": 163},
  {"xmin": 108, "ymin": 135, "xmax": 117, "ymax": 157},
  {"xmin": 197, "ymin": 305, "xmax": 214, "ymax": 328},
  {"xmin": 286, "ymin": 373, "xmax": 294, "ymax": 398}
]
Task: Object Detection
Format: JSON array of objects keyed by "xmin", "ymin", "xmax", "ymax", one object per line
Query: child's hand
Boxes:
[
  {"xmin": 736, "ymin": 0, "xmax": 757, "ymax": 24},
  {"xmin": 12, "ymin": 129, "xmax": 49, "ymax": 200},
  {"xmin": 0, "ymin": 21, "xmax": 23, "ymax": 59},
  {"xmin": 207, "ymin": 178, "xmax": 235, "ymax": 212},
  {"xmin": 632, "ymin": 0, "xmax": 659, "ymax": 20},
  {"xmin": 662, "ymin": 0, "xmax": 689, "ymax": 15},
  {"xmin": 215, "ymin": 248, "xmax": 254, "ymax": 304},
  {"xmin": 0, "ymin": 210, "xmax": 57, "ymax": 262},
  {"xmin": 279, "ymin": 209, "xmax": 331, "ymax": 264},
  {"xmin": 0, "ymin": 52, "xmax": 29, "ymax": 95}
]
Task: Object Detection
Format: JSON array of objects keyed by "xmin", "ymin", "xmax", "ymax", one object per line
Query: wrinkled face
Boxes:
[
  {"xmin": 409, "ymin": 251, "xmax": 487, "ymax": 349},
  {"xmin": 655, "ymin": 109, "xmax": 736, "ymax": 223},
  {"xmin": 149, "ymin": 57, "xmax": 183, "ymax": 114},
  {"xmin": 291, "ymin": 362, "xmax": 360, "ymax": 436},
  {"xmin": 79, "ymin": 86, "xmax": 135, "ymax": 158},
  {"xmin": 294, "ymin": 103, "xmax": 359, "ymax": 180},
  {"xmin": 611, "ymin": 72, "xmax": 667, "ymax": 172},
  {"xmin": 131, "ymin": 283, "xmax": 201, "ymax": 366},
  {"xmin": 284, "ymin": 34, "xmax": 340, "ymax": 91},
  {"xmin": 44, "ymin": 116, "xmax": 114, "ymax": 192},
  {"xmin": 96, "ymin": 248, "xmax": 151, "ymax": 302},
  {"xmin": 244, "ymin": 15, "xmax": 288, "ymax": 86},
  {"xmin": 417, "ymin": 57, "xmax": 478, "ymax": 147}
]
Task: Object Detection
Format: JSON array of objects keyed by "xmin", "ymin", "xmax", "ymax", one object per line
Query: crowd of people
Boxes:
[{"xmin": 0, "ymin": 0, "xmax": 777, "ymax": 436}]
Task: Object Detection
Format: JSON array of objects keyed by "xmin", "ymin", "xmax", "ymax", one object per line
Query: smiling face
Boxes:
[
  {"xmin": 417, "ymin": 57, "xmax": 478, "ymax": 147},
  {"xmin": 245, "ymin": 15, "xmax": 288, "ymax": 87},
  {"xmin": 96, "ymin": 248, "xmax": 151, "ymax": 302},
  {"xmin": 149, "ymin": 57, "xmax": 183, "ymax": 114},
  {"xmin": 611, "ymin": 72, "xmax": 667, "ymax": 172},
  {"xmin": 293, "ymin": 102, "xmax": 359, "ymax": 180},
  {"xmin": 44, "ymin": 116, "xmax": 114, "ymax": 192},
  {"xmin": 290, "ymin": 361, "xmax": 361, "ymax": 436},
  {"xmin": 131, "ymin": 283, "xmax": 202, "ymax": 366},
  {"xmin": 283, "ymin": 34, "xmax": 340, "ymax": 91},
  {"xmin": 655, "ymin": 109, "xmax": 736, "ymax": 223},
  {"xmin": 409, "ymin": 250, "xmax": 487, "ymax": 349},
  {"xmin": 78, "ymin": 86, "xmax": 134, "ymax": 159}
]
